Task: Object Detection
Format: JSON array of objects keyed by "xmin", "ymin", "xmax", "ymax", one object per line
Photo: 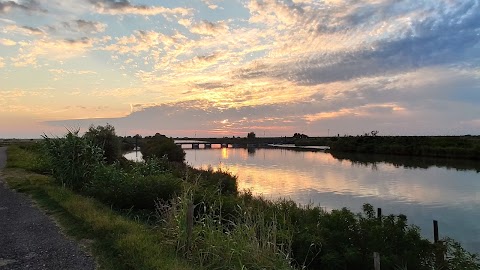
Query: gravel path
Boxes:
[{"xmin": 0, "ymin": 147, "xmax": 96, "ymax": 270}]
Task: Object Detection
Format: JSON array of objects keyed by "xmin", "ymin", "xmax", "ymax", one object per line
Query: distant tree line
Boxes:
[{"xmin": 295, "ymin": 133, "xmax": 480, "ymax": 160}]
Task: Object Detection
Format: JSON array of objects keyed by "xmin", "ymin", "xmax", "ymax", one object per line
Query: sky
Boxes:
[{"xmin": 0, "ymin": 0, "xmax": 479, "ymax": 138}]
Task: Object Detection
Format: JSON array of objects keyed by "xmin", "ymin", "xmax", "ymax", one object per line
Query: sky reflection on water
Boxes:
[
  {"xmin": 124, "ymin": 147, "xmax": 480, "ymax": 252},
  {"xmin": 183, "ymin": 148, "xmax": 480, "ymax": 253}
]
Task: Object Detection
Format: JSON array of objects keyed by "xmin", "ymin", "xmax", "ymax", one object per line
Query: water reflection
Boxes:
[
  {"xmin": 331, "ymin": 152, "xmax": 480, "ymax": 172},
  {"xmin": 182, "ymin": 148, "xmax": 480, "ymax": 253},
  {"xmin": 123, "ymin": 150, "xmax": 143, "ymax": 162}
]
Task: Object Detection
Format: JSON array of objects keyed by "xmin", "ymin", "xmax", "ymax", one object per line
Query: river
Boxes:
[{"xmin": 124, "ymin": 147, "xmax": 480, "ymax": 253}]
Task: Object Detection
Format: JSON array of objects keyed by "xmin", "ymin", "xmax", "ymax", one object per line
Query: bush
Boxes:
[
  {"xmin": 188, "ymin": 167, "xmax": 238, "ymax": 195},
  {"xmin": 84, "ymin": 124, "xmax": 121, "ymax": 164},
  {"xmin": 85, "ymin": 164, "xmax": 182, "ymax": 209},
  {"xmin": 43, "ymin": 130, "xmax": 104, "ymax": 191},
  {"xmin": 141, "ymin": 134, "xmax": 185, "ymax": 162}
]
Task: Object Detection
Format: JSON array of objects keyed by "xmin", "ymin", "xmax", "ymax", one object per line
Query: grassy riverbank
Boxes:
[
  {"xmin": 296, "ymin": 135, "xmax": 480, "ymax": 160},
  {"xmin": 4, "ymin": 131, "xmax": 480, "ymax": 269},
  {"xmin": 3, "ymin": 148, "xmax": 193, "ymax": 270}
]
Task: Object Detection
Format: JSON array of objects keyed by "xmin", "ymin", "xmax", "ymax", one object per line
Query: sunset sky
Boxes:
[{"xmin": 1, "ymin": 0, "xmax": 479, "ymax": 138}]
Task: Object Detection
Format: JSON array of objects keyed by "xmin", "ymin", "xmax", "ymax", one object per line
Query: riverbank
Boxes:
[
  {"xmin": 296, "ymin": 135, "xmax": 480, "ymax": 160},
  {"xmin": 3, "ymin": 146, "xmax": 193, "ymax": 270},
  {"xmin": 7, "ymin": 133, "xmax": 480, "ymax": 269}
]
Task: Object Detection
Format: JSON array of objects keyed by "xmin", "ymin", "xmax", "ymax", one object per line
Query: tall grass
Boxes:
[
  {"xmin": 6, "ymin": 143, "xmax": 50, "ymax": 173},
  {"xmin": 157, "ymin": 185, "xmax": 294, "ymax": 269},
  {"xmin": 43, "ymin": 130, "xmax": 104, "ymax": 190}
]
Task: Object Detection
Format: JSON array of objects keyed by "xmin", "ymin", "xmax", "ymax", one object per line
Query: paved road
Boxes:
[{"xmin": 0, "ymin": 147, "xmax": 96, "ymax": 270}]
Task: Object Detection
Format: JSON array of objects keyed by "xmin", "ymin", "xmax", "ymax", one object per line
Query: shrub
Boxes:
[
  {"xmin": 85, "ymin": 164, "xmax": 182, "ymax": 209},
  {"xmin": 141, "ymin": 134, "xmax": 185, "ymax": 162},
  {"xmin": 83, "ymin": 124, "xmax": 121, "ymax": 164},
  {"xmin": 43, "ymin": 130, "xmax": 104, "ymax": 191},
  {"xmin": 188, "ymin": 167, "xmax": 238, "ymax": 195}
]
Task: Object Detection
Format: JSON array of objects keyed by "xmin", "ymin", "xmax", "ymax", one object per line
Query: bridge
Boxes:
[
  {"xmin": 174, "ymin": 140, "xmax": 230, "ymax": 149},
  {"xmin": 174, "ymin": 139, "xmax": 330, "ymax": 151}
]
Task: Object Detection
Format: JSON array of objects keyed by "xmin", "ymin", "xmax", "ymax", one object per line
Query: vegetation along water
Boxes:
[{"xmin": 4, "ymin": 125, "xmax": 480, "ymax": 270}]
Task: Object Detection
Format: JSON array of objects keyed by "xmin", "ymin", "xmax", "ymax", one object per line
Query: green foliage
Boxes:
[
  {"xmin": 119, "ymin": 134, "xmax": 141, "ymax": 152},
  {"xmin": 159, "ymin": 187, "xmax": 293, "ymax": 270},
  {"xmin": 188, "ymin": 167, "xmax": 238, "ymax": 195},
  {"xmin": 141, "ymin": 134, "xmax": 185, "ymax": 162},
  {"xmin": 293, "ymin": 133, "xmax": 309, "ymax": 139},
  {"xmin": 6, "ymin": 143, "xmax": 51, "ymax": 173},
  {"xmin": 85, "ymin": 164, "xmax": 182, "ymax": 209},
  {"xmin": 441, "ymin": 237, "xmax": 480, "ymax": 270},
  {"xmin": 2, "ymin": 168, "xmax": 193, "ymax": 270},
  {"xmin": 297, "ymin": 136, "xmax": 480, "ymax": 160},
  {"xmin": 40, "ymin": 130, "xmax": 183, "ymax": 210},
  {"xmin": 84, "ymin": 124, "xmax": 121, "ymax": 164},
  {"xmin": 43, "ymin": 130, "xmax": 104, "ymax": 191}
]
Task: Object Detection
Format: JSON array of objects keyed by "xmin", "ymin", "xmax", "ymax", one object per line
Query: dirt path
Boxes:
[{"xmin": 0, "ymin": 147, "xmax": 96, "ymax": 270}]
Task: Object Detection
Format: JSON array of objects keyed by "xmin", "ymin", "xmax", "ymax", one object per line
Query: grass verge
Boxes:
[{"xmin": 2, "ymin": 147, "xmax": 193, "ymax": 270}]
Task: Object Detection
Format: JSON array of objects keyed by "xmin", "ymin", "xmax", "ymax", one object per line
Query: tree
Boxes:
[
  {"xmin": 293, "ymin": 133, "xmax": 309, "ymax": 139},
  {"xmin": 141, "ymin": 134, "xmax": 185, "ymax": 162},
  {"xmin": 247, "ymin": 132, "xmax": 256, "ymax": 140},
  {"xmin": 83, "ymin": 124, "xmax": 121, "ymax": 164}
]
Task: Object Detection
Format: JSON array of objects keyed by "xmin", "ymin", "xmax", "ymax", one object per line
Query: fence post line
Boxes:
[{"xmin": 377, "ymin": 208, "xmax": 382, "ymax": 220}]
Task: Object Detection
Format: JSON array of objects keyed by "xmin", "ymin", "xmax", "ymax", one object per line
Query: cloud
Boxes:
[
  {"xmin": 0, "ymin": 0, "xmax": 46, "ymax": 14},
  {"xmin": 3, "ymin": 0, "xmax": 480, "ymax": 138},
  {"xmin": 3, "ymin": 24, "xmax": 45, "ymax": 36},
  {"xmin": 236, "ymin": 0, "xmax": 480, "ymax": 86},
  {"xmin": 11, "ymin": 37, "xmax": 97, "ymax": 67},
  {"xmin": 201, "ymin": 0, "xmax": 222, "ymax": 10},
  {"xmin": 44, "ymin": 100, "xmax": 303, "ymax": 136},
  {"xmin": 103, "ymin": 30, "xmax": 180, "ymax": 55},
  {"xmin": 87, "ymin": 0, "xmax": 191, "ymax": 16},
  {"xmin": 0, "ymin": 56, "xmax": 5, "ymax": 68},
  {"xmin": 48, "ymin": 68, "xmax": 97, "ymax": 80},
  {"xmin": 61, "ymin": 19, "xmax": 107, "ymax": 33},
  {"xmin": 0, "ymin": 38, "xmax": 16, "ymax": 46},
  {"xmin": 189, "ymin": 20, "xmax": 229, "ymax": 36},
  {"xmin": 177, "ymin": 52, "xmax": 227, "ymax": 71},
  {"xmin": 44, "ymin": 74, "xmax": 480, "ymax": 136},
  {"xmin": 248, "ymin": 0, "xmax": 305, "ymax": 25},
  {"xmin": 178, "ymin": 18, "xmax": 191, "ymax": 27},
  {"xmin": 194, "ymin": 82, "xmax": 233, "ymax": 90},
  {"xmin": 303, "ymin": 103, "xmax": 406, "ymax": 122}
]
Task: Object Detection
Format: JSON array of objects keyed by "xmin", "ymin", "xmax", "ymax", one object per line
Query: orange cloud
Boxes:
[{"xmin": 0, "ymin": 38, "xmax": 16, "ymax": 46}]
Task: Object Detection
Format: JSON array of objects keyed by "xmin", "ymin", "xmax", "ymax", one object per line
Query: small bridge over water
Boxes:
[
  {"xmin": 174, "ymin": 139, "xmax": 330, "ymax": 151},
  {"xmin": 175, "ymin": 140, "xmax": 230, "ymax": 149}
]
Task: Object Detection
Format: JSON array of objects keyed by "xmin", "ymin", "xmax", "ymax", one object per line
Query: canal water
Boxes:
[{"xmin": 125, "ymin": 147, "xmax": 480, "ymax": 253}]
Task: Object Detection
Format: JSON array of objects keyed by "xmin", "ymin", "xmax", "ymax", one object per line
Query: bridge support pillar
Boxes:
[
  {"xmin": 192, "ymin": 143, "xmax": 200, "ymax": 149},
  {"xmin": 204, "ymin": 143, "xmax": 212, "ymax": 149}
]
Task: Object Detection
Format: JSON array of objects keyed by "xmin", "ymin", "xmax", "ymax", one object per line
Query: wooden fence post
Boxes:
[
  {"xmin": 377, "ymin": 208, "xmax": 382, "ymax": 220},
  {"xmin": 373, "ymin": 252, "xmax": 381, "ymax": 270},
  {"xmin": 433, "ymin": 220, "xmax": 445, "ymax": 267},
  {"xmin": 433, "ymin": 220, "xmax": 439, "ymax": 243}
]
